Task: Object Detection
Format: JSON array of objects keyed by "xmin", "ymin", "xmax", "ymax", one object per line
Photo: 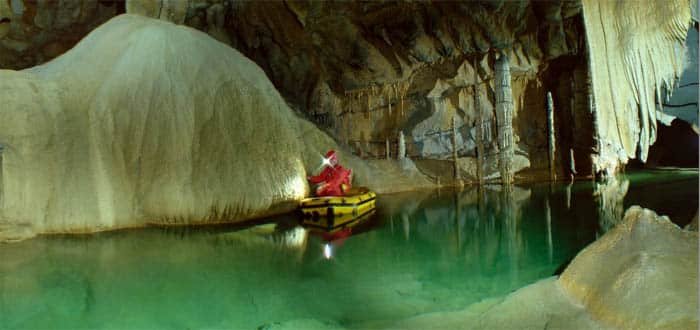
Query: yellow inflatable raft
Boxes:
[
  {"xmin": 304, "ymin": 209, "xmax": 377, "ymax": 234},
  {"xmin": 300, "ymin": 187, "xmax": 376, "ymax": 231}
]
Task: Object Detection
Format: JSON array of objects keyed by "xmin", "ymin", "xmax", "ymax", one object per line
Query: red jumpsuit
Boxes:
[{"xmin": 308, "ymin": 164, "xmax": 352, "ymax": 197}]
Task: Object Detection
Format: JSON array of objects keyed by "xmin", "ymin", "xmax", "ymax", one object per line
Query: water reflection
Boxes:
[
  {"xmin": 0, "ymin": 170, "xmax": 696, "ymax": 329},
  {"xmin": 377, "ymin": 185, "xmax": 547, "ymax": 289},
  {"xmin": 594, "ymin": 176, "xmax": 630, "ymax": 232}
]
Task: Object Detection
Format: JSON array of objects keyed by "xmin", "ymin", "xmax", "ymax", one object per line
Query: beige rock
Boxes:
[
  {"xmin": 560, "ymin": 206, "xmax": 699, "ymax": 329},
  {"xmin": 376, "ymin": 206, "xmax": 697, "ymax": 330},
  {"xmin": 457, "ymin": 153, "xmax": 530, "ymax": 181},
  {"xmin": 383, "ymin": 278, "xmax": 599, "ymax": 330},
  {"xmin": 582, "ymin": 0, "xmax": 692, "ymax": 175},
  {"xmin": 0, "ymin": 14, "xmax": 431, "ymax": 240}
]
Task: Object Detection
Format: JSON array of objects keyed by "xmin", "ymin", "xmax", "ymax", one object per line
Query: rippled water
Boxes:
[{"xmin": 0, "ymin": 170, "xmax": 696, "ymax": 329}]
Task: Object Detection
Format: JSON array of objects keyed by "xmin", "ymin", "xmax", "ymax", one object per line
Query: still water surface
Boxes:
[{"xmin": 0, "ymin": 170, "xmax": 697, "ymax": 329}]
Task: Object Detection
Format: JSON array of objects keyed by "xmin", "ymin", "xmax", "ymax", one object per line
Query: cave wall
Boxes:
[
  {"xmin": 158, "ymin": 0, "xmax": 587, "ymax": 176},
  {"xmin": 1, "ymin": 0, "xmax": 694, "ymax": 178},
  {"xmin": 0, "ymin": 0, "xmax": 124, "ymax": 69},
  {"xmin": 663, "ymin": 24, "xmax": 698, "ymax": 127}
]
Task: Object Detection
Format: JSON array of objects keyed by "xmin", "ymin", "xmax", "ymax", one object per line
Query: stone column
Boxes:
[
  {"xmin": 452, "ymin": 116, "xmax": 460, "ymax": 181},
  {"xmin": 398, "ymin": 131, "xmax": 406, "ymax": 160},
  {"xmin": 546, "ymin": 91, "xmax": 556, "ymax": 181},
  {"xmin": 495, "ymin": 54, "xmax": 514, "ymax": 185},
  {"xmin": 385, "ymin": 138, "xmax": 391, "ymax": 159},
  {"xmin": 474, "ymin": 58, "xmax": 485, "ymax": 185}
]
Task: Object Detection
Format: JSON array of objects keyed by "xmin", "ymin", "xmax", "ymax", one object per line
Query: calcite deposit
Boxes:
[{"xmin": 0, "ymin": 14, "xmax": 431, "ymax": 240}]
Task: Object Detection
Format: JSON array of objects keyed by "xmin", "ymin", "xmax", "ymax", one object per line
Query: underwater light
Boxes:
[{"xmin": 323, "ymin": 243, "xmax": 332, "ymax": 259}]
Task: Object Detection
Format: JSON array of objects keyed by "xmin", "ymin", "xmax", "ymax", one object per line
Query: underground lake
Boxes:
[{"xmin": 0, "ymin": 169, "xmax": 697, "ymax": 329}]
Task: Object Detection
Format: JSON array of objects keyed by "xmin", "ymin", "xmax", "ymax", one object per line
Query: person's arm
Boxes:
[{"xmin": 308, "ymin": 167, "xmax": 331, "ymax": 184}]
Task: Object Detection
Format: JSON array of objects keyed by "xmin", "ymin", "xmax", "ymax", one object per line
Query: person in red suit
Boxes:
[{"xmin": 307, "ymin": 150, "xmax": 352, "ymax": 197}]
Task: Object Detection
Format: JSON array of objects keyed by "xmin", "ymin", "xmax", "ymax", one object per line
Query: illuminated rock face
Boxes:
[
  {"xmin": 560, "ymin": 206, "xmax": 698, "ymax": 329},
  {"xmin": 0, "ymin": 14, "xmax": 431, "ymax": 239},
  {"xmin": 582, "ymin": 0, "xmax": 692, "ymax": 175}
]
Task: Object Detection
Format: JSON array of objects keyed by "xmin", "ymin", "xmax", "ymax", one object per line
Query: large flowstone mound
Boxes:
[{"xmin": 0, "ymin": 14, "xmax": 430, "ymax": 240}]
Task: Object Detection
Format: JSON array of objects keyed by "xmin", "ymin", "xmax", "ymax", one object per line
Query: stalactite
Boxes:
[
  {"xmin": 581, "ymin": 0, "xmax": 691, "ymax": 175},
  {"xmin": 396, "ymin": 81, "xmax": 410, "ymax": 118},
  {"xmin": 366, "ymin": 89, "xmax": 371, "ymax": 117},
  {"xmin": 400, "ymin": 90, "xmax": 404, "ymax": 118},
  {"xmin": 384, "ymin": 84, "xmax": 393, "ymax": 115},
  {"xmin": 495, "ymin": 54, "xmax": 515, "ymax": 185}
]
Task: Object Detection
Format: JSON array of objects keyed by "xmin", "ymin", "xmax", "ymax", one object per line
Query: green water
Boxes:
[{"xmin": 0, "ymin": 170, "xmax": 697, "ymax": 329}]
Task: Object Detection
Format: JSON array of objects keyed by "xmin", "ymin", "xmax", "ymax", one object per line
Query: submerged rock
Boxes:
[
  {"xmin": 560, "ymin": 206, "xmax": 699, "ymax": 329},
  {"xmin": 382, "ymin": 206, "xmax": 698, "ymax": 329}
]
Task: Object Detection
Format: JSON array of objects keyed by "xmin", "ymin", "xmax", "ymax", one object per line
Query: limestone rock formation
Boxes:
[
  {"xmin": 582, "ymin": 0, "xmax": 692, "ymax": 175},
  {"xmin": 3, "ymin": 1, "xmax": 694, "ymax": 177},
  {"xmin": 123, "ymin": 0, "xmax": 584, "ymax": 174},
  {"xmin": 0, "ymin": 0, "xmax": 122, "ymax": 69},
  {"xmin": 559, "ymin": 206, "xmax": 698, "ymax": 329},
  {"xmin": 378, "ymin": 206, "xmax": 698, "ymax": 329},
  {"xmin": 0, "ymin": 14, "xmax": 431, "ymax": 241}
]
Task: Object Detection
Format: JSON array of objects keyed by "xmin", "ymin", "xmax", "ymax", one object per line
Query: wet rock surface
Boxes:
[{"xmin": 560, "ymin": 206, "xmax": 698, "ymax": 329}]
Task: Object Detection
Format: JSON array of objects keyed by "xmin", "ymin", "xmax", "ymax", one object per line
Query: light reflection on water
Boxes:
[{"xmin": 0, "ymin": 170, "xmax": 696, "ymax": 329}]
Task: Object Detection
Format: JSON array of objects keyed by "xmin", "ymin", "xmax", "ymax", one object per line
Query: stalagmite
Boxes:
[
  {"xmin": 569, "ymin": 148, "xmax": 577, "ymax": 180},
  {"xmin": 495, "ymin": 54, "xmax": 515, "ymax": 185},
  {"xmin": 398, "ymin": 130, "xmax": 406, "ymax": 160},
  {"xmin": 546, "ymin": 91, "xmax": 556, "ymax": 181},
  {"xmin": 474, "ymin": 58, "xmax": 485, "ymax": 185},
  {"xmin": 581, "ymin": 0, "xmax": 691, "ymax": 175},
  {"xmin": 385, "ymin": 138, "xmax": 390, "ymax": 159},
  {"xmin": 452, "ymin": 116, "xmax": 460, "ymax": 182}
]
